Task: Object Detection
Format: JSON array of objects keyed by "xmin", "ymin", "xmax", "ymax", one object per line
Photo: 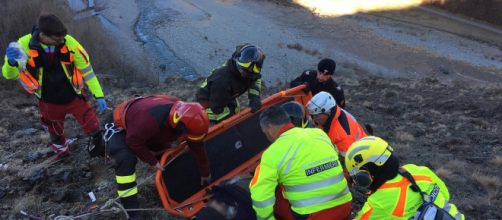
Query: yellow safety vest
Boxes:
[
  {"xmin": 2, "ymin": 34, "xmax": 104, "ymax": 99},
  {"xmin": 250, "ymin": 127, "xmax": 352, "ymax": 220},
  {"xmin": 356, "ymin": 164, "xmax": 464, "ymax": 220}
]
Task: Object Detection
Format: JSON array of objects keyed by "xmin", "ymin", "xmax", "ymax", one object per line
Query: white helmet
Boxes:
[{"xmin": 307, "ymin": 91, "xmax": 336, "ymax": 115}]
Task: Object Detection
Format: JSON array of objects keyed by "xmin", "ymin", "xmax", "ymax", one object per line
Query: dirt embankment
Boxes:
[
  {"xmin": 1, "ymin": 0, "xmax": 501, "ymax": 219},
  {"xmin": 1, "ymin": 69, "xmax": 501, "ymax": 219},
  {"xmin": 425, "ymin": 0, "xmax": 502, "ymax": 26}
]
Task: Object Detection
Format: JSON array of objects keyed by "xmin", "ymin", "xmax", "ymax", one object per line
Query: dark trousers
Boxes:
[{"xmin": 106, "ymin": 130, "xmax": 140, "ymax": 212}]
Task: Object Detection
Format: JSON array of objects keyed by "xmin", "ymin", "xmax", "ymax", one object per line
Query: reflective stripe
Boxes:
[
  {"xmin": 289, "ymin": 187, "xmax": 349, "ymax": 208},
  {"xmin": 253, "ymin": 196, "xmax": 275, "ymax": 208},
  {"xmin": 284, "ymin": 144, "xmax": 301, "ymax": 175},
  {"xmin": 379, "ymin": 175, "xmax": 432, "ymax": 217},
  {"xmin": 277, "ymin": 144, "xmax": 293, "ymax": 170},
  {"xmin": 252, "ymin": 64, "xmax": 261, "ymax": 74},
  {"xmin": 367, "ymin": 154, "xmax": 390, "ymax": 165},
  {"xmin": 79, "ymin": 65, "xmax": 93, "ymax": 74},
  {"xmin": 454, "ymin": 212, "xmax": 462, "ymax": 220},
  {"xmin": 207, "ymin": 107, "xmax": 231, "ymax": 121},
  {"xmin": 443, "ymin": 200, "xmax": 451, "ymax": 212},
  {"xmin": 285, "ymin": 173, "xmax": 345, "ymax": 192},
  {"xmin": 360, "ymin": 137, "xmax": 375, "ymax": 141},
  {"xmin": 18, "ymin": 79, "xmax": 37, "ymax": 93},
  {"xmin": 249, "ymin": 88, "xmax": 260, "ymax": 96},
  {"xmin": 360, "ymin": 203, "xmax": 373, "ymax": 220},
  {"xmin": 236, "ymin": 61, "xmax": 252, "ymax": 68},
  {"xmin": 83, "ymin": 71, "xmax": 96, "ymax": 81},
  {"xmin": 255, "ymin": 79, "xmax": 262, "ymax": 87},
  {"xmin": 116, "ymin": 173, "xmax": 136, "ymax": 184},
  {"xmin": 117, "ymin": 187, "xmax": 138, "ymax": 198},
  {"xmin": 347, "ymin": 145, "xmax": 369, "ymax": 160}
]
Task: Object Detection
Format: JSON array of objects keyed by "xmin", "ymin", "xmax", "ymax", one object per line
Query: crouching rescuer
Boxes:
[
  {"xmin": 250, "ymin": 106, "xmax": 352, "ymax": 220},
  {"xmin": 2, "ymin": 14, "xmax": 106, "ymax": 158},
  {"xmin": 346, "ymin": 136, "xmax": 464, "ymax": 220},
  {"xmin": 97, "ymin": 95, "xmax": 211, "ymax": 219}
]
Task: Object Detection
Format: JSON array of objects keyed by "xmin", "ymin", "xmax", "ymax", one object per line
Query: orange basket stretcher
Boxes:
[{"xmin": 155, "ymin": 85, "xmax": 311, "ymax": 218}]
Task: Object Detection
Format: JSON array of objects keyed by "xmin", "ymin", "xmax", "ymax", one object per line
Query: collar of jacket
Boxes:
[
  {"xmin": 278, "ymin": 122, "xmax": 295, "ymax": 137},
  {"xmin": 28, "ymin": 26, "xmax": 43, "ymax": 50},
  {"xmin": 29, "ymin": 25, "xmax": 66, "ymax": 50},
  {"xmin": 323, "ymin": 106, "xmax": 340, "ymax": 132}
]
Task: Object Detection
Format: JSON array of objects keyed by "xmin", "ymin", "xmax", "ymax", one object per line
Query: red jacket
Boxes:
[
  {"xmin": 124, "ymin": 96, "xmax": 210, "ymax": 176},
  {"xmin": 325, "ymin": 107, "xmax": 366, "ymax": 158}
]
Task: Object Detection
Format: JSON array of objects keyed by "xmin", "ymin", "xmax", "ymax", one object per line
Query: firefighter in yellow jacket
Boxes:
[
  {"xmin": 2, "ymin": 14, "xmax": 106, "ymax": 158},
  {"xmin": 346, "ymin": 136, "xmax": 464, "ymax": 220},
  {"xmin": 250, "ymin": 106, "xmax": 352, "ymax": 220}
]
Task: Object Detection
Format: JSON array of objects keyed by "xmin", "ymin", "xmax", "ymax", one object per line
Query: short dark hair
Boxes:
[
  {"xmin": 317, "ymin": 58, "xmax": 336, "ymax": 75},
  {"xmin": 38, "ymin": 14, "xmax": 67, "ymax": 37},
  {"xmin": 259, "ymin": 106, "xmax": 291, "ymax": 127}
]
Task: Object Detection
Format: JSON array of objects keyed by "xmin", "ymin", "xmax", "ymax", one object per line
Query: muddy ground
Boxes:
[{"xmin": 1, "ymin": 67, "xmax": 501, "ymax": 219}]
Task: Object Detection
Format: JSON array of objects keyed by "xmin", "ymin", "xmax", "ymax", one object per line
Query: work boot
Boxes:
[{"xmin": 88, "ymin": 130, "xmax": 106, "ymax": 157}]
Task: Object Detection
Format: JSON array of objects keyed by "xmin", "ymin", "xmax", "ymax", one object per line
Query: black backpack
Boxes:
[{"xmin": 398, "ymin": 169, "xmax": 457, "ymax": 220}]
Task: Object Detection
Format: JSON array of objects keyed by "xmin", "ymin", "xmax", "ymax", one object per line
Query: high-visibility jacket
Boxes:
[
  {"xmin": 250, "ymin": 126, "xmax": 352, "ymax": 220},
  {"xmin": 325, "ymin": 106, "xmax": 366, "ymax": 158},
  {"xmin": 196, "ymin": 59, "xmax": 261, "ymax": 122},
  {"xmin": 356, "ymin": 164, "xmax": 464, "ymax": 220},
  {"xmin": 2, "ymin": 33, "xmax": 104, "ymax": 99}
]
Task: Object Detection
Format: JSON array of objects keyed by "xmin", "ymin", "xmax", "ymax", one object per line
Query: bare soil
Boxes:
[
  {"xmin": 1, "ymin": 67, "xmax": 501, "ymax": 219},
  {"xmin": 0, "ymin": 0, "xmax": 501, "ymax": 219}
]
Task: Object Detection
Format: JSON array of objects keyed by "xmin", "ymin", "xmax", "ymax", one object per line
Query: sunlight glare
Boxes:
[{"xmin": 293, "ymin": 0, "xmax": 424, "ymax": 16}]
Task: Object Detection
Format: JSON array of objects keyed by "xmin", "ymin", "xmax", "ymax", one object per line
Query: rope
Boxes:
[{"xmin": 51, "ymin": 161, "xmax": 162, "ymax": 220}]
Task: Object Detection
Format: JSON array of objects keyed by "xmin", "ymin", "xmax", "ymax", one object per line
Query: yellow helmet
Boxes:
[{"xmin": 345, "ymin": 136, "xmax": 394, "ymax": 187}]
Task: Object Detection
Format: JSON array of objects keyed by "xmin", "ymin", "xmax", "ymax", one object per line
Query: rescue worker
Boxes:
[
  {"xmin": 197, "ymin": 43, "xmax": 265, "ymax": 123},
  {"xmin": 307, "ymin": 91, "xmax": 366, "ymax": 160},
  {"xmin": 290, "ymin": 58, "xmax": 345, "ymax": 108},
  {"xmin": 2, "ymin": 14, "xmax": 106, "ymax": 157},
  {"xmin": 103, "ymin": 95, "xmax": 211, "ymax": 219},
  {"xmin": 280, "ymin": 101, "xmax": 313, "ymax": 128},
  {"xmin": 195, "ymin": 104, "xmax": 312, "ymax": 220},
  {"xmin": 250, "ymin": 106, "xmax": 352, "ymax": 220},
  {"xmin": 346, "ymin": 136, "xmax": 465, "ymax": 220}
]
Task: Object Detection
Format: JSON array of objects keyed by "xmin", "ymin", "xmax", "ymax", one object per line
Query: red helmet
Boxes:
[{"xmin": 169, "ymin": 101, "xmax": 209, "ymax": 141}]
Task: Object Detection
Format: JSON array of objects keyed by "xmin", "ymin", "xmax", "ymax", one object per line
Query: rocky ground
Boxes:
[
  {"xmin": 0, "ymin": 0, "xmax": 501, "ymax": 219},
  {"xmin": 1, "ymin": 66, "xmax": 501, "ymax": 219}
]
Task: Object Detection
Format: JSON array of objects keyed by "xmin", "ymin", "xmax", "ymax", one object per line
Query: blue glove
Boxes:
[
  {"xmin": 6, "ymin": 46, "xmax": 21, "ymax": 66},
  {"xmin": 97, "ymin": 98, "xmax": 107, "ymax": 113}
]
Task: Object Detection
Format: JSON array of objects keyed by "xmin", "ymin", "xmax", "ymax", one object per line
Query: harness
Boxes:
[
  {"xmin": 112, "ymin": 95, "xmax": 179, "ymax": 130},
  {"xmin": 18, "ymin": 37, "xmax": 84, "ymax": 98}
]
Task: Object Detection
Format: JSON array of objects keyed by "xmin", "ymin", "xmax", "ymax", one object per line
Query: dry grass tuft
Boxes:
[
  {"xmin": 489, "ymin": 155, "xmax": 502, "ymax": 166},
  {"xmin": 471, "ymin": 172, "xmax": 501, "ymax": 189},
  {"xmin": 445, "ymin": 159, "xmax": 469, "ymax": 171},
  {"xmin": 435, "ymin": 167, "xmax": 453, "ymax": 180},
  {"xmin": 395, "ymin": 131, "xmax": 415, "ymax": 142},
  {"xmin": 12, "ymin": 193, "xmax": 44, "ymax": 214},
  {"xmin": 458, "ymin": 195, "xmax": 492, "ymax": 211},
  {"xmin": 0, "ymin": 0, "xmax": 148, "ymax": 84}
]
